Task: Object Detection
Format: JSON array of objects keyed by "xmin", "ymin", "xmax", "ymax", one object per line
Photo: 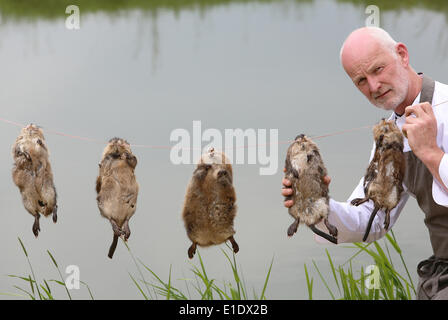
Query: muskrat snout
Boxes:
[{"xmin": 217, "ymin": 170, "xmax": 228, "ymax": 178}]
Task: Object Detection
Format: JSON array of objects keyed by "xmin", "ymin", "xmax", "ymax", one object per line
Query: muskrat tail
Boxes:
[
  {"xmin": 309, "ymin": 225, "xmax": 337, "ymax": 244},
  {"xmin": 363, "ymin": 206, "xmax": 380, "ymax": 242},
  {"xmin": 108, "ymin": 234, "xmax": 119, "ymax": 259}
]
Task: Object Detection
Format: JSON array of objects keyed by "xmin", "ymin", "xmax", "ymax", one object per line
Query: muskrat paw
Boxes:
[
  {"xmin": 287, "ymin": 219, "xmax": 299, "ymax": 237},
  {"xmin": 351, "ymin": 198, "xmax": 368, "ymax": 206},
  {"xmin": 188, "ymin": 243, "xmax": 197, "ymax": 259}
]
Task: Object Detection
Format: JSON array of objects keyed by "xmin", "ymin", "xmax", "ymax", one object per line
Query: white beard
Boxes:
[{"xmin": 372, "ymin": 66, "xmax": 409, "ymax": 111}]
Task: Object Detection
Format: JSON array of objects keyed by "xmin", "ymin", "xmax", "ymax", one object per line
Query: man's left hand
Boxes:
[
  {"xmin": 402, "ymin": 102, "xmax": 448, "ymax": 193},
  {"xmin": 402, "ymin": 102, "xmax": 440, "ymax": 163}
]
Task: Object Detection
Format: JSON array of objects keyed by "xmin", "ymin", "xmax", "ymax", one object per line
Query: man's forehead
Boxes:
[{"xmin": 342, "ymin": 41, "xmax": 390, "ymax": 77}]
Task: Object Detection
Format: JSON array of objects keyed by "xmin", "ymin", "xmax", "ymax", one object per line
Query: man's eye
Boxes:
[
  {"xmin": 357, "ymin": 78, "xmax": 366, "ymax": 85},
  {"xmin": 375, "ymin": 67, "xmax": 383, "ymax": 73}
]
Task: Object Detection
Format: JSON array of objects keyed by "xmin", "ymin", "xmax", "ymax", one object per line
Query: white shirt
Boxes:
[{"xmin": 315, "ymin": 80, "xmax": 448, "ymax": 244}]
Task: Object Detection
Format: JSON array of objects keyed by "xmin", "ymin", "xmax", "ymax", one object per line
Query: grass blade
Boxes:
[
  {"xmin": 259, "ymin": 256, "xmax": 274, "ymax": 300},
  {"xmin": 129, "ymin": 273, "xmax": 149, "ymax": 300},
  {"xmin": 325, "ymin": 249, "xmax": 341, "ymax": 295},
  {"xmin": 47, "ymin": 250, "xmax": 72, "ymax": 300},
  {"xmin": 312, "ymin": 260, "xmax": 335, "ymax": 300},
  {"xmin": 304, "ymin": 264, "xmax": 313, "ymax": 300}
]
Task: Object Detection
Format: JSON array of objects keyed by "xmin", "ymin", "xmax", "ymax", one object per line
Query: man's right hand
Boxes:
[{"xmin": 282, "ymin": 168, "xmax": 331, "ymax": 208}]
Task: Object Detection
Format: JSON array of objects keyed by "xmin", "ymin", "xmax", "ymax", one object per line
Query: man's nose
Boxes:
[{"xmin": 367, "ymin": 76, "xmax": 381, "ymax": 93}]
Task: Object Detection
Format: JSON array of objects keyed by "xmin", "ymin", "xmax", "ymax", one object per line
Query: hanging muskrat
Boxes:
[
  {"xmin": 182, "ymin": 148, "xmax": 239, "ymax": 259},
  {"xmin": 284, "ymin": 134, "xmax": 338, "ymax": 244},
  {"xmin": 96, "ymin": 138, "xmax": 139, "ymax": 259},
  {"xmin": 350, "ymin": 119, "xmax": 405, "ymax": 241},
  {"xmin": 12, "ymin": 124, "xmax": 58, "ymax": 237}
]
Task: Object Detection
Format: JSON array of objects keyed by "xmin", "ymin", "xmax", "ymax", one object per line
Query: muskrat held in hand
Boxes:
[
  {"xmin": 12, "ymin": 124, "xmax": 58, "ymax": 237},
  {"xmin": 182, "ymin": 148, "xmax": 239, "ymax": 259},
  {"xmin": 351, "ymin": 119, "xmax": 405, "ymax": 242},
  {"xmin": 284, "ymin": 134, "xmax": 338, "ymax": 244}
]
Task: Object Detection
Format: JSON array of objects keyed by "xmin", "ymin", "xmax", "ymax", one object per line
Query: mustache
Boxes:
[{"xmin": 372, "ymin": 88, "xmax": 392, "ymax": 99}]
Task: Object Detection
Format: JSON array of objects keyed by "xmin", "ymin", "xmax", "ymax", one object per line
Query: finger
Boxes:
[
  {"xmin": 284, "ymin": 199, "xmax": 294, "ymax": 208},
  {"xmin": 402, "ymin": 123, "xmax": 417, "ymax": 139},
  {"xmin": 404, "ymin": 115, "xmax": 418, "ymax": 125},
  {"xmin": 421, "ymin": 102, "xmax": 435, "ymax": 117},
  {"xmin": 401, "ymin": 125, "xmax": 408, "ymax": 138},
  {"xmin": 282, "ymin": 177, "xmax": 292, "ymax": 187},
  {"xmin": 404, "ymin": 105, "xmax": 414, "ymax": 118},
  {"xmin": 404, "ymin": 104, "xmax": 425, "ymax": 118},
  {"xmin": 323, "ymin": 175, "xmax": 331, "ymax": 185},
  {"xmin": 282, "ymin": 188, "xmax": 293, "ymax": 197},
  {"xmin": 283, "ymin": 167, "xmax": 286, "ymax": 173}
]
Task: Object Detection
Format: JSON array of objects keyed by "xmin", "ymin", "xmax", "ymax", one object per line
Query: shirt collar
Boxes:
[
  {"xmin": 393, "ymin": 92, "xmax": 421, "ymax": 121},
  {"xmin": 393, "ymin": 73, "xmax": 424, "ymax": 120}
]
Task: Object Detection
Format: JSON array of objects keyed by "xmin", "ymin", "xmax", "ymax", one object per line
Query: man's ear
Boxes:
[{"xmin": 395, "ymin": 43, "xmax": 409, "ymax": 67}]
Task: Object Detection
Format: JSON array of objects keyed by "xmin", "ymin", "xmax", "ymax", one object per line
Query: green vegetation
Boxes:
[
  {"xmin": 0, "ymin": 0, "xmax": 311, "ymax": 22},
  {"xmin": 305, "ymin": 230, "xmax": 416, "ymax": 300},
  {"xmin": 125, "ymin": 242, "xmax": 274, "ymax": 300},
  {"xmin": 338, "ymin": 0, "xmax": 448, "ymax": 13},
  {"xmin": 0, "ymin": 237, "xmax": 94, "ymax": 300},
  {"xmin": 2, "ymin": 231, "xmax": 415, "ymax": 300},
  {"xmin": 0, "ymin": 0, "xmax": 447, "ymax": 22}
]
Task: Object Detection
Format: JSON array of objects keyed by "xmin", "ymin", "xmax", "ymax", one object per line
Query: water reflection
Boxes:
[
  {"xmin": 337, "ymin": 0, "xmax": 448, "ymax": 59},
  {"xmin": 0, "ymin": 0, "xmax": 313, "ymax": 21},
  {"xmin": 2, "ymin": 0, "xmax": 448, "ymax": 71},
  {"xmin": 0, "ymin": 0, "xmax": 314, "ymax": 74},
  {"xmin": 1, "ymin": 0, "xmax": 447, "ymax": 22},
  {"xmin": 338, "ymin": 0, "xmax": 448, "ymax": 16}
]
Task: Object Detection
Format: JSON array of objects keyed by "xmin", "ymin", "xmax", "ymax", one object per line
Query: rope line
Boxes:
[
  {"xmin": 43, "ymin": 129, "xmax": 106, "ymax": 144},
  {"xmin": 1, "ymin": 99, "xmax": 447, "ymax": 151}
]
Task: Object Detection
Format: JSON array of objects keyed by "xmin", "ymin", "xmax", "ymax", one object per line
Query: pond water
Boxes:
[{"xmin": 1, "ymin": 0, "xmax": 448, "ymax": 299}]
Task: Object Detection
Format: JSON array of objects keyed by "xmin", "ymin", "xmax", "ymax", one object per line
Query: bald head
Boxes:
[
  {"xmin": 338, "ymin": 27, "xmax": 420, "ymax": 113},
  {"xmin": 340, "ymin": 27, "xmax": 398, "ymax": 69}
]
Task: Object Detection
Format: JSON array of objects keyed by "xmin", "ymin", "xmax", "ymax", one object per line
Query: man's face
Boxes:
[{"xmin": 342, "ymin": 42, "xmax": 409, "ymax": 111}]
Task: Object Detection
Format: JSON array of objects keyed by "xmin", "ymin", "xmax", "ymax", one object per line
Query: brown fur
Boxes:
[
  {"xmin": 351, "ymin": 119, "xmax": 405, "ymax": 241},
  {"xmin": 284, "ymin": 134, "xmax": 338, "ymax": 243},
  {"xmin": 96, "ymin": 137, "xmax": 139, "ymax": 259},
  {"xmin": 182, "ymin": 149, "xmax": 239, "ymax": 259},
  {"xmin": 12, "ymin": 124, "xmax": 58, "ymax": 237}
]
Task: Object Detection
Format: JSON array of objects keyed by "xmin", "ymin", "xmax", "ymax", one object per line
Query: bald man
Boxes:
[{"xmin": 282, "ymin": 27, "xmax": 448, "ymax": 300}]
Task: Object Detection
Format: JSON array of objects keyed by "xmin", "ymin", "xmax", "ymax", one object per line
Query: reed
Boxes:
[
  {"xmin": 304, "ymin": 230, "xmax": 416, "ymax": 300},
  {"xmin": 2, "ymin": 230, "xmax": 413, "ymax": 300},
  {"xmin": 0, "ymin": 237, "xmax": 94, "ymax": 300},
  {"xmin": 126, "ymin": 242, "xmax": 274, "ymax": 300}
]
